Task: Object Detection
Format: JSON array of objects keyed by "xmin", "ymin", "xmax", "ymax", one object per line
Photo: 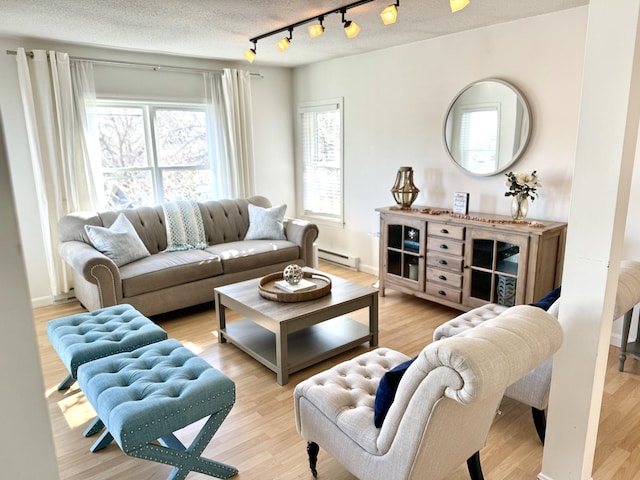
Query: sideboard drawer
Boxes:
[
  {"xmin": 426, "ymin": 283, "xmax": 462, "ymax": 303},
  {"xmin": 427, "ymin": 237, "xmax": 464, "ymax": 256},
  {"xmin": 427, "ymin": 223, "xmax": 465, "ymax": 240},
  {"xmin": 426, "ymin": 267, "xmax": 463, "ymax": 288},
  {"xmin": 426, "ymin": 252, "xmax": 464, "ymax": 272}
]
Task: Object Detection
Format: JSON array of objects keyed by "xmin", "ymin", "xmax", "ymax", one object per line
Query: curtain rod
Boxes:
[{"xmin": 5, "ymin": 49, "xmax": 263, "ymax": 77}]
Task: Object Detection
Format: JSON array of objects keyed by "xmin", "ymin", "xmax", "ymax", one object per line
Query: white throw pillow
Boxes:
[
  {"xmin": 244, "ymin": 203, "xmax": 287, "ymax": 241},
  {"xmin": 85, "ymin": 213, "xmax": 150, "ymax": 267}
]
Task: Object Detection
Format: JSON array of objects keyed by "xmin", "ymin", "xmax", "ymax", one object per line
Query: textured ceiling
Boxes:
[{"xmin": 0, "ymin": 0, "xmax": 588, "ymax": 67}]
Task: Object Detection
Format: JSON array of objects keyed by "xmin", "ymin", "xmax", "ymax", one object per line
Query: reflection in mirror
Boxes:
[{"xmin": 444, "ymin": 79, "xmax": 531, "ymax": 176}]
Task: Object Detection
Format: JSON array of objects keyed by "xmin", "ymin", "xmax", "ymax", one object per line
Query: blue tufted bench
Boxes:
[
  {"xmin": 77, "ymin": 338, "xmax": 238, "ymax": 480},
  {"xmin": 47, "ymin": 304, "xmax": 168, "ymax": 391}
]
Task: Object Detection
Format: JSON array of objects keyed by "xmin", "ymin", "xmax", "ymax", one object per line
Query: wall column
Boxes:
[{"xmin": 539, "ymin": 1, "xmax": 640, "ymax": 479}]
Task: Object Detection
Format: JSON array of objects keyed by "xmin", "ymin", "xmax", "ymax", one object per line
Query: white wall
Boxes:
[
  {"xmin": 0, "ymin": 113, "xmax": 60, "ymax": 478},
  {"xmin": 293, "ymin": 7, "xmax": 588, "ymax": 274},
  {"xmin": 293, "ymin": 6, "xmax": 640, "ymax": 343},
  {"xmin": 0, "ymin": 36, "xmax": 295, "ymax": 307}
]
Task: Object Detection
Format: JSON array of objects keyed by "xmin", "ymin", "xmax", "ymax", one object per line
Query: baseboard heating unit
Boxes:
[{"xmin": 317, "ymin": 249, "xmax": 360, "ymax": 271}]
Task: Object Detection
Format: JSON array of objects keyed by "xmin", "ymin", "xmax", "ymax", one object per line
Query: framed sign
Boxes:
[{"xmin": 453, "ymin": 192, "xmax": 469, "ymax": 215}]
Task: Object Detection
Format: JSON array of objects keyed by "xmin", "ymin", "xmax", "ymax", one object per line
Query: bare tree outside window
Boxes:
[{"xmin": 97, "ymin": 103, "xmax": 213, "ymax": 210}]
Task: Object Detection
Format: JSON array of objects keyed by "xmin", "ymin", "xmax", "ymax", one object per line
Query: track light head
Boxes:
[
  {"xmin": 380, "ymin": 2, "xmax": 399, "ymax": 25},
  {"xmin": 277, "ymin": 37, "xmax": 290, "ymax": 52},
  {"xmin": 244, "ymin": 41, "xmax": 257, "ymax": 63},
  {"xmin": 308, "ymin": 16, "xmax": 325, "ymax": 38},
  {"xmin": 341, "ymin": 9, "xmax": 360, "ymax": 39},
  {"xmin": 450, "ymin": 0, "xmax": 470, "ymax": 13},
  {"xmin": 343, "ymin": 20, "xmax": 360, "ymax": 38},
  {"xmin": 277, "ymin": 28, "xmax": 293, "ymax": 52}
]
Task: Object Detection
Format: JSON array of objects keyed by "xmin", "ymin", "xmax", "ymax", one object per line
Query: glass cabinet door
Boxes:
[
  {"xmin": 383, "ymin": 216, "xmax": 425, "ymax": 289},
  {"xmin": 463, "ymin": 229, "xmax": 528, "ymax": 308}
]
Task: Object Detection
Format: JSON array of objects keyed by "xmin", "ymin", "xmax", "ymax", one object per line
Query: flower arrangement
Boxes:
[{"xmin": 504, "ymin": 171, "xmax": 540, "ymax": 201}]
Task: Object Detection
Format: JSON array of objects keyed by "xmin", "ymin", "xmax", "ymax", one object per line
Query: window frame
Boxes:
[
  {"xmin": 458, "ymin": 103, "xmax": 501, "ymax": 175},
  {"xmin": 296, "ymin": 98, "xmax": 344, "ymax": 226},
  {"xmin": 95, "ymin": 99, "xmax": 214, "ymax": 209}
]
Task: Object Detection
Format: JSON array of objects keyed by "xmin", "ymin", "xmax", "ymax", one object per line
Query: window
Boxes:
[
  {"xmin": 459, "ymin": 106, "xmax": 500, "ymax": 175},
  {"xmin": 96, "ymin": 101, "xmax": 214, "ymax": 210},
  {"xmin": 298, "ymin": 99, "xmax": 343, "ymax": 223}
]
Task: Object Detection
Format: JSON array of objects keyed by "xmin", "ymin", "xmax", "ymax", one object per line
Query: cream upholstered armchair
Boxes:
[{"xmin": 294, "ymin": 305, "xmax": 563, "ymax": 480}]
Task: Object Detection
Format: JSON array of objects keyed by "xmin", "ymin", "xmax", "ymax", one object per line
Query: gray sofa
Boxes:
[{"xmin": 57, "ymin": 196, "xmax": 319, "ymax": 316}]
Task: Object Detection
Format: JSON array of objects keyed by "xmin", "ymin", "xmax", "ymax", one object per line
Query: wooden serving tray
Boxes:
[{"xmin": 259, "ymin": 271, "xmax": 332, "ymax": 303}]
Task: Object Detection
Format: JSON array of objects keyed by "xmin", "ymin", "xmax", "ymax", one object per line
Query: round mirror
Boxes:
[{"xmin": 443, "ymin": 78, "xmax": 532, "ymax": 176}]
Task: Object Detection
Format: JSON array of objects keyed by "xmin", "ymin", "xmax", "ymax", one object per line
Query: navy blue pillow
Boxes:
[
  {"xmin": 373, "ymin": 357, "xmax": 416, "ymax": 428},
  {"xmin": 530, "ymin": 286, "xmax": 561, "ymax": 311}
]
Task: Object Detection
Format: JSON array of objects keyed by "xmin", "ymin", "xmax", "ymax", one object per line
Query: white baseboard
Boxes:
[{"xmin": 31, "ymin": 295, "xmax": 53, "ymax": 309}]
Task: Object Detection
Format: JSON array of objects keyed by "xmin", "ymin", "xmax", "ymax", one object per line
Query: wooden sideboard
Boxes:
[{"xmin": 376, "ymin": 206, "xmax": 567, "ymax": 311}]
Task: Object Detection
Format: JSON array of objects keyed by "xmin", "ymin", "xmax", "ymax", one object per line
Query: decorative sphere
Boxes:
[{"xmin": 283, "ymin": 264, "xmax": 303, "ymax": 285}]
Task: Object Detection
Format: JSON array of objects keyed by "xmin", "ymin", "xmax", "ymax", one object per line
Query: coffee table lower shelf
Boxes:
[{"xmin": 220, "ymin": 316, "xmax": 372, "ymax": 384}]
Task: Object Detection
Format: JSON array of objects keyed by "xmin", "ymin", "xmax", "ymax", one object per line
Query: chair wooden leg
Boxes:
[
  {"xmin": 531, "ymin": 407, "xmax": 546, "ymax": 444},
  {"xmin": 619, "ymin": 309, "xmax": 633, "ymax": 371},
  {"xmin": 466, "ymin": 451, "xmax": 484, "ymax": 480},
  {"xmin": 307, "ymin": 442, "xmax": 319, "ymax": 478}
]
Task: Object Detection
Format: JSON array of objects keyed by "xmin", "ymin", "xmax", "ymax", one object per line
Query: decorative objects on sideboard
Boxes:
[
  {"xmin": 452, "ymin": 192, "xmax": 469, "ymax": 215},
  {"xmin": 505, "ymin": 170, "xmax": 540, "ymax": 221},
  {"xmin": 390, "ymin": 166, "xmax": 420, "ymax": 209}
]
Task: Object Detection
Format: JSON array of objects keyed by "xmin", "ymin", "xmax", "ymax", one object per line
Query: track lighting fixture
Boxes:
[
  {"xmin": 308, "ymin": 16, "xmax": 325, "ymax": 38},
  {"xmin": 242, "ymin": 0, "xmax": 404, "ymax": 62},
  {"xmin": 380, "ymin": 1, "xmax": 399, "ymax": 25},
  {"xmin": 450, "ymin": 0, "xmax": 470, "ymax": 13},
  {"xmin": 243, "ymin": 41, "xmax": 257, "ymax": 63}
]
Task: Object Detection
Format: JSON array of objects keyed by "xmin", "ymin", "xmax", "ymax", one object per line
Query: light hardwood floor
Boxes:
[{"xmin": 34, "ymin": 262, "xmax": 640, "ymax": 479}]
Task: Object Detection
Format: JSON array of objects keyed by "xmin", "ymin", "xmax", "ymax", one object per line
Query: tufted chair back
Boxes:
[{"xmin": 294, "ymin": 305, "xmax": 563, "ymax": 480}]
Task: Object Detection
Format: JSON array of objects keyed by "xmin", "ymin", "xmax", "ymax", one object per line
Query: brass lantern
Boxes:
[{"xmin": 391, "ymin": 166, "xmax": 420, "ymax": 209}]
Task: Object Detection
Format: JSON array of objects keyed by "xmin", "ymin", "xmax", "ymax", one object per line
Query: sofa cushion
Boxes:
[
  {"xmin": 120, "ymin": 249, "xmax": 223, "ymax": 297},
  {"xmin": 85, "ymin": 213, "xmax": 150, "ymax": 267},
  {"xmin": 206, "ymin": 240, "xmax": 299, "ymax": 274},
  {"xmin": 244, "ymin": 203, "xmax": 287, "ymax": 241}
]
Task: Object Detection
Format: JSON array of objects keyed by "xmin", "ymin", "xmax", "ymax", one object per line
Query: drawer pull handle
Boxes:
[
  {"xmin": 438, "ymin": 275, "xmax": 447, "ymax": 280},
  {"xmin": 438, "ymin": 259, "xmax": 448, "ymax": 265},
  {"xmin": 438, "ymin": 290, "xmax": 446, "ymax": 296},
  {"xmin": 440, "ymin": 244, "xmax": 448, "ymax": 249},
  {"xmin": 440, "ymin": 228, "xmax": 449, "ymax": 234}
]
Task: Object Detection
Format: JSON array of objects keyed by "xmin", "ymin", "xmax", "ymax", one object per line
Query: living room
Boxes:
[{"xmin": 2, "ymin": 1, "xmax": 640, "ymax": 479}]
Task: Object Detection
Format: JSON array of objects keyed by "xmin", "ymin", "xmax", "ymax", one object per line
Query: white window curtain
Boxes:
[
  {"xmin": 204, "ymin": 68, "xmax": 255, "ymax": 199},
  {"xmin": 15, "ymin": 48, "xmax": 99, "ymax": 297}
]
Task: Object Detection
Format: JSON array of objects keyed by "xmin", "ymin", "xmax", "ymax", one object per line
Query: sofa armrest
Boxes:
[
  {"xmin": 59, "ymin": 241, "xmax": 123, "ymax": 305},
  {"xmin": 284, "ymin": 218, "xmax": 319, "ymax": 267}
]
